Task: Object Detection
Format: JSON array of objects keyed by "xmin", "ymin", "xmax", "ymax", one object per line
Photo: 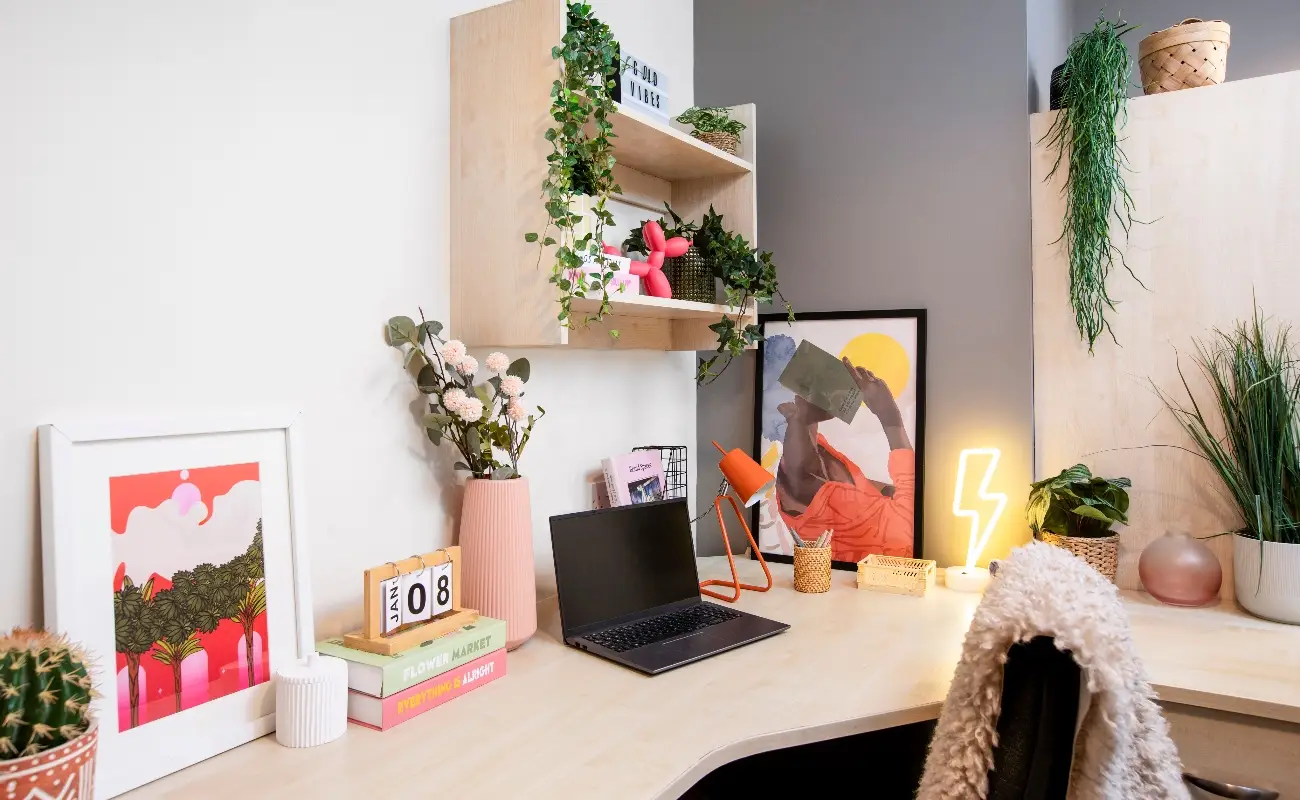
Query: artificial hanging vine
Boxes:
[
  {"xmin": 697, "ymin": 207, "xmax": 793, "ymax": 385},
  {"xmin": 524, "ymin": 2, "xmax": 622, "ymax": 332},
  {"xmin": 1042, "ymin": 15, "xmax": 1142, "ymax": 352}
]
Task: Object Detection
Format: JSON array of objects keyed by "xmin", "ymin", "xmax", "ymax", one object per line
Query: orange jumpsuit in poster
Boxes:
[{"xmin": 778, "ymin": 435, "xmax": 916, "ymax": 563}]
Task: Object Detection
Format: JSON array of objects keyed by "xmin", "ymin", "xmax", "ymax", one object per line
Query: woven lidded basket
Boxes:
[
  {"xmin": 1138, "ymin": 18, "xmax": 1230, "ymax": 95},
  {"xmin": 692, "ymin": 130, "xmax": 740, "ymax": 155},
  {"xmin": 1040, "ymin": 532, "xmax": 1119, "ymax": 582},
  {"xmin": 665, "ymin": 246, "xmax": 715, "ymax": 304},
  {"xmin": 856, "ymin": 555, "xmax": 936, "ymax": 597},
  {"xmin": 793, "ymin": 546, "xmax": 833, "ymax": 593}
]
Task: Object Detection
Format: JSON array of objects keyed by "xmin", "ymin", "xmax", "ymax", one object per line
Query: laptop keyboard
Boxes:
[{"xmin": 584, "ymin": 603, "xmax": 741, "ymax": 653}]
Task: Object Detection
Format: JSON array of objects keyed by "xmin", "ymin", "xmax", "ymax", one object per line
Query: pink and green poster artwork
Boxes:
[{"xmin": 110, "ymin": 463, "xmax": 269, "ymax": 732}]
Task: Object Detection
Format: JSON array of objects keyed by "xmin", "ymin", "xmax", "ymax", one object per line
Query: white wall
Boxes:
[
  {"xmin": 0, "ymin": 0, "xmax": 694, "ymax": 634},
  {"xmin": 1027, "ymin": 0, "xmax": 1075, "ymax": 112}
]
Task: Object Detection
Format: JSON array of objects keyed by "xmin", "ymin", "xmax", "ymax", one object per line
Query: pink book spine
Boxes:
[{"xmin": 353, "ymin": 648, "xmax": 506, "ymax": 731}]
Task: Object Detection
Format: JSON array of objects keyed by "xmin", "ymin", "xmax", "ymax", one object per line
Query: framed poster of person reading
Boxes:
[{"xmin": 752, "ymin": 310, "xmax": 926, "ymax": 570}]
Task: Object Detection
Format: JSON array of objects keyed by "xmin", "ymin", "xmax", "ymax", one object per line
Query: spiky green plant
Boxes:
[
  {"xmin": 0, "ymin": 629, "xmax": 94, "ymax": 760},
  {"xmin": 1156, "ymin": 307, "xmax": 1300, "ymax": 544},
  {"xmin": 1042, "ymin": 15, "xmax": 1141, "ymax": 351}
]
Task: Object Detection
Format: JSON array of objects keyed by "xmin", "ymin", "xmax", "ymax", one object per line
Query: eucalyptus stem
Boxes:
[{"xmin": 1042, "ymin": 15, "xmax": 1141, "ymax": 351}]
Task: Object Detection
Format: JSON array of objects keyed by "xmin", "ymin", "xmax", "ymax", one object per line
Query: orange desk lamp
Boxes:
[{"xmin": 700, "ymin": 441, "xmax": 776, "ymax": 602}]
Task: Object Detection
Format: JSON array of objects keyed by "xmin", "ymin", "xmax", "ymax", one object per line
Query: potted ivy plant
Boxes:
[
  {"xmin": 697, "ymin": 220, "xmax": 793, "ymax": 385},
  {"xmin": 1027, "ymin": 464, "xmax": 1131, "ymax": 582},
  {"xmin": 676, "ymin": 106, "xmax": 746, "ymax": 155},
  {"xmin": 524, "ymin": 2, "xmax": 622, "ymax": 333},
  {"xmin": 1158, "ymin": 308, "xmax": 1300, "ymax": 624}
]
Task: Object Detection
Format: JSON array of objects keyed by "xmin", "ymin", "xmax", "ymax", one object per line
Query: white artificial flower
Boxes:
[
  {"xmin": 506, "ymin": 400, "xmax": 528, "ymax": 422},
  {"xmin": 456, "ymin": 398, "xmax": 484, "ymax": 423},
  {"xmin": 485, "ymin": 352, "xmax": 510, "ymax": 373},
  {"xmin": 440, "ymin": 339, "xmax": 466, "ymax": 366},
  {"xmin": 456, "ymin": 355, "xmax": 479, "ymax": 376},
  {"xmin": 441, "ymin": 388, "xmax": 468, "ymax": 413},
  {"xmin": 500, "ymin": 375, "xmax": 524, "ymax": 397}
]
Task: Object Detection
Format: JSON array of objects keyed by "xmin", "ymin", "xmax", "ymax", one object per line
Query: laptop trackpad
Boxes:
[{"xmin": 637, "ymin": 626, "xmax": 738, "ymax": 670}]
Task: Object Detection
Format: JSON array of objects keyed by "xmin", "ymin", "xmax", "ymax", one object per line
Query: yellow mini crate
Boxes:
[{"xmin": 856, "ymin": 555, "xmax": 937, "ymax": 597}]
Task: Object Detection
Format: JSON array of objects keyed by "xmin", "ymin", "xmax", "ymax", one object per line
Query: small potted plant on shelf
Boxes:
[
  {"xmin": 623, "ymin": 203, "xmax": 715, "ymax": 304},
  {"xmin": 1, "ymin": 629, "xmax": 98, "ymax": 795},
  {"xmin": 1026, "ymin": 464, "xmax": 1131, "ymax": 582},
  {"xmin": 385, "ymin": 313, "xmax": 545, "ymax": 649},
  {"xmin": 675, "ymin": 106, "xmax": 746, "ymax": 155},
  {"xmin": 1157, "ymin": 307, "xmax": 1300, "ymax": 624}
]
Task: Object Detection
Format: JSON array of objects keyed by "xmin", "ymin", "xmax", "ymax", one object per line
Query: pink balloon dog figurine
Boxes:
[{"xmin": 627, "ymin": 220, "xmax": 688, "ymax": 298}]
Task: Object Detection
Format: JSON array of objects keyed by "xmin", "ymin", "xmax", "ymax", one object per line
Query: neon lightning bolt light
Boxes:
[{"xmin": 953, "ymin": 448, "xmax": 1006, "ymax": 570}]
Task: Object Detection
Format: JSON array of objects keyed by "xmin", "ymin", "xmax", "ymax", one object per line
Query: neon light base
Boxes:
[{"xmin": 945, "ymin": 566, "xmax": 991, "ymax": 593}]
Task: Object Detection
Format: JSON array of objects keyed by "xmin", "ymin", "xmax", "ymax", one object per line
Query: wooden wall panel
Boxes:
[{"xmin": 1030, "ymin": 71, "xmax": 1300, "ymax": 599}]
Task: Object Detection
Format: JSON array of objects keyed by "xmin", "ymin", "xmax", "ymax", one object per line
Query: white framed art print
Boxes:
[{"xmin": 38, "ymin": 413, "xmax": 315, "ymax": 798}]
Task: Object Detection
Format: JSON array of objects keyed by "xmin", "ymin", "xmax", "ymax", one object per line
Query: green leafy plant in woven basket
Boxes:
[
  {"xmin": 675, "ymin": 106, "xmax": 746, "ymax": 137},
  {"xmin": 1, "ymin": 629, "xmax": 95, "ymax": 759},
  {"xmin": 1027, "ymin": 464, "xmax": 1131, "ymax": 538}
]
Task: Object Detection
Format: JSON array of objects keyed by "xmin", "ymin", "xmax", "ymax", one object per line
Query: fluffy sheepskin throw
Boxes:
[{"xmin": 918, "ymin": 542, "xmax": 1188, "ymax": 800}]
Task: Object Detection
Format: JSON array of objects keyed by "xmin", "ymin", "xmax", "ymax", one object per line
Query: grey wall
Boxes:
[
  {"xmin": 1072, "ymin": 1, "xmax": 1300, "ymax": 95},
  {"xmin": 694, "ymin": 0, "xmax": 1034, "ymax": 568}
]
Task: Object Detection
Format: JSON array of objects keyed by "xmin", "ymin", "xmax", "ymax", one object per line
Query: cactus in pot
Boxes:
[{"xmin": 1, "ymin": 628, "xmax": 95, "ymax": 759}]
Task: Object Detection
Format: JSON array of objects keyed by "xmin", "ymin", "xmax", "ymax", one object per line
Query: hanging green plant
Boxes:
[
  {"xmin": 698, "ymin": 220, "xmax": 793, "ymax": 385},
  {"xmin": 1042, "ymin": 15, "xmax": 1142, "ymax": 352},
  {"xmin": 524, "ymin": 2, "xmax": 621, "ymax": 332}
]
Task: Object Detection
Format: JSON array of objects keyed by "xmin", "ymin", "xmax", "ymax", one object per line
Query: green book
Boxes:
[{"xmin": 315, "ymin": 617, "xmax": 506, "ymax": 698}]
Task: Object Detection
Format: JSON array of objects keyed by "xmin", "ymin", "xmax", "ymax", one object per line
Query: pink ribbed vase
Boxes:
[{"xmin": 459, "ymin": 477, "xmax": 537, "ymax": 649}]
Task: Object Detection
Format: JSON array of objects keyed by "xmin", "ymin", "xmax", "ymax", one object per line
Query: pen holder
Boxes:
[{"xmin": 793, "ymin": 545, "xmax": 833, "ymax": 593}]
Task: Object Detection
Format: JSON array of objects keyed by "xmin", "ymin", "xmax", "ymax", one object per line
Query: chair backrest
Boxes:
[{"xmin": 986, "ymin": 636, "xmax": 1081, "ymax": 800}]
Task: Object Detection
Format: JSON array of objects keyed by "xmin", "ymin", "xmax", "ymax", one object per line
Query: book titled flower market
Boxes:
[{"xmin": 316, "ymin": 616, "xmax": 506, "ymax": 697}]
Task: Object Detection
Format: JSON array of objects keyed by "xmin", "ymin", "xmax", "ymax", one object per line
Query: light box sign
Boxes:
[{"xmin": 615, "ymin": 49, "xmax": 669, "ymax": 119}]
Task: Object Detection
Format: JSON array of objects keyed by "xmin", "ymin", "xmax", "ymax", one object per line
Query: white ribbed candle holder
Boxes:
[{"xmin": 275, "ymin": 653, "xmax": 349, "ymax": 748}]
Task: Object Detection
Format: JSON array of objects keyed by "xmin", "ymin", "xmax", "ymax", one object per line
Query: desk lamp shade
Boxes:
[
  {"xmin": 701, "ymin": 442, "xmax": 775, "ymax": 602},
  {"xmin": 713, "ymin": 441, "xmax": 777, "ymax": 507}
]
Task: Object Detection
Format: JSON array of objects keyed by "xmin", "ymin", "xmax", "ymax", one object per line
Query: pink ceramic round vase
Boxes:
[
  {"xmin": 1138, "ymin": 531, "xmax": 1222, "ymax": 607},
  {"xmin": 459, "ymin": 477, "xmax": 537, "ymax": 649}
]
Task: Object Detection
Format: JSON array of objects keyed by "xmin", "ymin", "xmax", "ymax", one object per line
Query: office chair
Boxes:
[{"xmin": 986, "ymin": 636, "xmax": 1082, "ymax": 800}]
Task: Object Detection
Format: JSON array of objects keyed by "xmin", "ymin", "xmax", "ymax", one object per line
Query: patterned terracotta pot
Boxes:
[
  {"xmin": 459, "ymin": 478, "xmax": 537, "ymax": 649},
  {"xmin": 1, "ymin": 722, "xmax": 98, "ymax": 800}
]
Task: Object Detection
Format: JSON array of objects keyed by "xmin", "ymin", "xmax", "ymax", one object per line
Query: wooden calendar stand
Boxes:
[{"xmin": 342, "ymin": 547, "xmax": 479, "ymax": 656}]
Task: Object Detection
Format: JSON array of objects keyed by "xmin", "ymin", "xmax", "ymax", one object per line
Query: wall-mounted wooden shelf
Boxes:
[
  {"xmin": 450, "ymin": 0, "xmax": 758, "ymax": 350},
  {"xmin": 605, "ymin": 103, "xmax": 753, "ymax": 181}
]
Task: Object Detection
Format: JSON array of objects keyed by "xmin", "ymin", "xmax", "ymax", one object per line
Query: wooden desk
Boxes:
[{"xmin": 126, "ymin": 558, "xmax": 1300, "ymax": 799}]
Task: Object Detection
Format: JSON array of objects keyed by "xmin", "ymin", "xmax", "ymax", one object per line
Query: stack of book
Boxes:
[{"xmin": 316, "ymin": 616, "xmax": 507, "ymax": 731}]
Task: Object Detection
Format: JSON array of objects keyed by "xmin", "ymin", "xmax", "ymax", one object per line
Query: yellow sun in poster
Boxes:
[{"xmin": 839, "ymin": 333, "xmax": 911, "ymax": 399}]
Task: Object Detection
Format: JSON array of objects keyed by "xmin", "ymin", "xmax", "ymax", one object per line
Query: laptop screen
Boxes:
[{"xmin": 550, "ymin": 499, "xmax": 700, "ymax": 636}]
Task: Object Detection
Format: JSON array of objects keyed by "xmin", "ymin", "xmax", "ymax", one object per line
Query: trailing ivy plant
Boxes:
[
  {"xmin": 699, "ymin": 224, "xmax": 793, "ymax": 385},
  {"xmin": 676, "ymin": 106, "xmax": 746, "ymax": 137},
  {"xmin": 524, "ymin": 2, "xmax": 621, "ymax": 333},
  {"xmin": 1042, "ymin": 15, "xmax": 1141, "ymax": 352}
]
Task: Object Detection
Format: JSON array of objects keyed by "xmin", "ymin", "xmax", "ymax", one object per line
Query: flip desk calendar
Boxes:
[{"xmin": 342, "ymin": 547, "xmax": 478, "ymax": 656}]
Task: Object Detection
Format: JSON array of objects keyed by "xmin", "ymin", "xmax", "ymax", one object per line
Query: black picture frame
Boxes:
[{"xmin": 751, "ymin": 309, "xmax": 927, "ymax": 571}]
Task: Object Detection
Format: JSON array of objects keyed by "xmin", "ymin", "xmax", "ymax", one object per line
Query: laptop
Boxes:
[{"xmin": 550, "ymin": 498, "xmax": 789, "ymax": 675}]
